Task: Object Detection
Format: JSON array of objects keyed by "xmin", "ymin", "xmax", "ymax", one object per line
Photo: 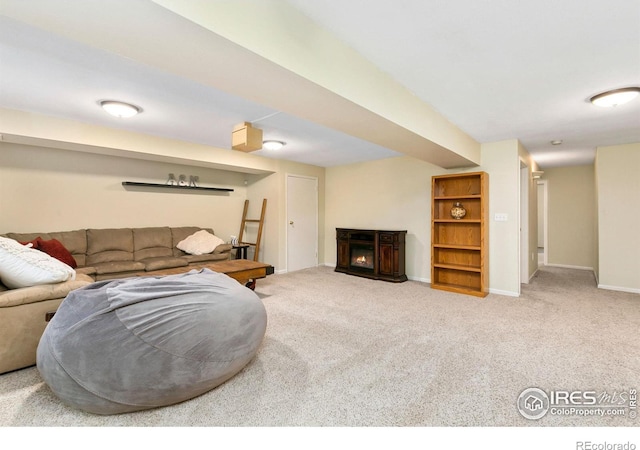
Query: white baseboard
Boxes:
[
  {"xmin": 489, "ymin": 288, "xmax": 520, "ymax": 297},
  {"xmin": 597, "ymin": 284, "xmax": 640, "ymax": 295},
  {"xmin": 407, "ymin": 275, "xmax": 430, "ymax": 283},
  {"xmin": 545, "ymin": 263, "xmax": 594, "ymax": 271}
]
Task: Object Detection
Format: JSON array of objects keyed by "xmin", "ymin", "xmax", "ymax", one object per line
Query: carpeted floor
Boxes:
[{"xmin": 0, "ymin": 265, "xmax": 638, "ymax": 426}]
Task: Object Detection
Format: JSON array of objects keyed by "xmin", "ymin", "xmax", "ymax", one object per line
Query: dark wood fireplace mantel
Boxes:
[{"xmin": 335, "ymin": 228, "xmax": 407, "ymax": 282}]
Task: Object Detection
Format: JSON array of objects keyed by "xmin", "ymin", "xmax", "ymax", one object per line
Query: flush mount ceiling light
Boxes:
[
  {"xmin": 590, "ymin": 87, "xmax": 640, "ymax": 107},
  {"xmin": 99, "ymin": 100, "xmax": 142, "ymax": 118},
  {"xmin": 550, "ymin": 140, "xmax": 563, "ymax": 146},
  {"xmin": 262, "ymin": 140, "xmax": 286, "ymax": 151}
]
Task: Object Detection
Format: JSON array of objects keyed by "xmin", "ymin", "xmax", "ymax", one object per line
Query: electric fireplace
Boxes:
[{"xmin": 335, "ymin": 228, "xmax": 407, "ymax": 282}]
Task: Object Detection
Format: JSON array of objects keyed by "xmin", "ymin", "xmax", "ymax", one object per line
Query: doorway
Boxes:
[
  {"xmin": 286, "ymin": 174, "xmax": 318, "ymax": 272},
  {"xmin": 537, "ymin": 180, "xmax": 548, "ymax": 266}
]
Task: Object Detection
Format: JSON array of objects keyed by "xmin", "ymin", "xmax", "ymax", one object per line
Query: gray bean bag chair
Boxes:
[{"xmin": 36, "ymin": 269, "xmax": 267, "ymax": 415}]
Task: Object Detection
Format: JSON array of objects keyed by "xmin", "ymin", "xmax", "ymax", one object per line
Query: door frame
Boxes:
[
  {"xmin": 519, "ymin": 160, "xmax": 529, "ymax": 290},
  {"xmin": 537, "ymin": 179, "xmax": 549, "ymax": 266},
  {"xmin": 285, "ymin": 173, "xmax": 318, "ymax": 273}
]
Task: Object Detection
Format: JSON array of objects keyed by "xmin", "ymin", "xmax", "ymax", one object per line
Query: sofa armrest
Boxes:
[
  {"xmin": 76, "ymin": 266, "xmax": 97, "ymax": 277},
  {"xmin": 0, "ymin": 274, "xmax": 93, "ymax": 308},
  {"xmin": 213, "ymin": 243, "xmax": 233, "ymax": 254}
]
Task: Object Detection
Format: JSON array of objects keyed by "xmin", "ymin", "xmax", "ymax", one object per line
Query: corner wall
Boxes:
[
  {"xmin": 476, "ymin": 140, "xmax": 521, "ymax": 295},
  {"xmin": 595, "ymin": 143, "xmax": 640, "ymax": 293}
]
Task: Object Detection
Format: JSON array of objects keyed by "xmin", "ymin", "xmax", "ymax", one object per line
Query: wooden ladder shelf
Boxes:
[{"xmin": 238, "ymin": 199, "xmax": 267, "ymax": 262}]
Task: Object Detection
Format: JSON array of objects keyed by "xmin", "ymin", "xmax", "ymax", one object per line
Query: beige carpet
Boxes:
[{"xmin": 0, "ymin": 265, "xmax": 638, "ymax": 427}]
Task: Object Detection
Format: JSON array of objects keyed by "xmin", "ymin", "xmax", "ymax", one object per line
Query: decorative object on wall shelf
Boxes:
[
  {"xmin": 450, "ymin": 202, "xmax": 467, "ymax": 220},
  {"xmin": 166, "ymin": 173, "xmax": 177, "ymax": 185},
  {"xmin": 189, "ymin": 175, "xmax": 199, "ymax": 187},
  {"xmin": 122, "ymin": 181, "xmax": 234, "ymax": 193},
  {"xmin": 178, "ymin": 174, "xmax": 188, "ymax": 186}
]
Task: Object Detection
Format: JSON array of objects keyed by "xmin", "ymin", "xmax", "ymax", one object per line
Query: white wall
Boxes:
[{"xmin": 595, "ymin": 143, "xmax": 640, "ymax": 293}]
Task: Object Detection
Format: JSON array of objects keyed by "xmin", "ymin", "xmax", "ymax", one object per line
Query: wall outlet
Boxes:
[{"xmin": 494, "ymin": 213, "xmax": 508, "ymax": 221}]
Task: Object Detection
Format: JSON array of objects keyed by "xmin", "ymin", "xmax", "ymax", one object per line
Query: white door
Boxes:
[{"xmin": 286, "ymin": 174, "xmax": 318, "ymax": 272}]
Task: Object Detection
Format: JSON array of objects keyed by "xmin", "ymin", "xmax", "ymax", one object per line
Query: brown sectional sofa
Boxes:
[
  {"xmin": 4, "ymin": 226, "xmax": 232, "ymax": 281},
  {"xmin": 0, "ymin": 226, "xmax": 232, "ymax": 374}
]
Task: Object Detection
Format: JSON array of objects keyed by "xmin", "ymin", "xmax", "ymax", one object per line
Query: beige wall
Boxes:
[
  {"xmin": 595, "ymin": 143, "xmax": 640, "ymax": 293},
  {"xmin": 324, "ymin": 139, "xmax": 531, "ymax": 296},
  {"xmin": 537, "ymin": 183, "xmax": 545, "ymax": 248},
  {"xmin": 324, "ymin": 155, "xmax": 445, "ymax": 282},
  {"xmin": 476, "ymin": 140, "xmax": 521, "ymax": 295},
  {"xmin": 0, "ymin": 141, "xmax": 325, "ymax": 274},
  {"xmin": 246, "ymin": 160, "xmax": 325, "ymax": 273},
  {"xmin": 2, "ymin": 110, "xmax": 541, "ymax": 296},
  {"xmin": 544, "ymin": 164, "xmax": 596, "ymax": 270},
  {"xmin": 0, "ymin": 142, "xmax": 248, "ymax": 236}
]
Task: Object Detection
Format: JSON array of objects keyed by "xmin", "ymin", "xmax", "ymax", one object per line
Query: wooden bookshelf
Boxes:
[{"xmin": 431, "ymin": 172, "xmax": 489, "ymax": 297}]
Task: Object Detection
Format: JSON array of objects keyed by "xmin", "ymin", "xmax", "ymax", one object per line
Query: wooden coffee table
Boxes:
[{"xmin": 148, "ymin": 259, "xmax": 274, "ymax": 290}]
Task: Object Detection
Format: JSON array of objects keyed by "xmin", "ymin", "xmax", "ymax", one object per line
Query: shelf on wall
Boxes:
[{"xmin": 122, "ymin": 181, "xmax": 234, "ymax": 192}]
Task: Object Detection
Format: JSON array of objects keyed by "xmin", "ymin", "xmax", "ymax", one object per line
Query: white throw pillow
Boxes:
[
  {"xmin": 176, "ymin": 230, "xmax": 225, "ymax": 255},
  {"xmin": 0, "ymin": 236, "xmax": 76, "ymax": 289}
]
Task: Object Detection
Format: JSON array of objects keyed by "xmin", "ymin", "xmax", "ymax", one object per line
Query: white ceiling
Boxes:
[{"xmin": 1, "ymin": 0, "xmax": 639, "ymax": 169}]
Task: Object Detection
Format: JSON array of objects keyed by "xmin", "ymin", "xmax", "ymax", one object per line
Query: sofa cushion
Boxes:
[
  {"xmin": 133, "ymin": 227, "xmax": 173, "ymax": 261},
  {"xmin": 7, "ymin": 230, "xmax": 88, "ymax": 268},
  {"xmin": 91, "ymin": 261, "xmax": 146, "ymax": 275},
  {"xmin": 0, "ymin": 237, "xmax": 76, "ymax": 289},
  {"xmin": 177, "ymin": 230, "xmax": 225, "ymax": 256},
  {"xmin": 22, "ymin": 237, "xmax": 77, "ymax": 268},
  {"xmin": 0, "ymin": 274, "xmax": 93, "ymax": 308},
  {"xmin": 49, "ymin": 230, "xmax": 87, "ymax": 267},
  {"xmin": 183, "ymin": 252, "xmax": 230, "ymax": 263},
  {"xmin": 86, "ymin": 229, "xmax": 134, "ymax": 265},
  {"xmin": 171, "ymin": 227, "xmax": 214, "ymax": 257},
  {"xmin": 213, "ymin": 243, "xmax": 233, "ymax": 254},
  {"xmin": 6, "ymin": 232, "xmax": 53, "ymax": 243},
  {"xmin": 142, "ymin": 257, "xmax": 189, "ymax": 272}
]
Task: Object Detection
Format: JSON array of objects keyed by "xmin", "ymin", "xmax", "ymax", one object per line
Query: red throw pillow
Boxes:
[{"xmin": 21, "ymin": 237, "xmax": 77, "ymax": 268}]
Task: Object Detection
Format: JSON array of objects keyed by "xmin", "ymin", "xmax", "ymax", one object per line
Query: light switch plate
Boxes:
[{"xmin": 494, "ymin": 213, "xmax": 508, "ymax": 221}]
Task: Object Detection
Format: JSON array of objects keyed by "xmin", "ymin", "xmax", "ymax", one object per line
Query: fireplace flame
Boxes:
[{"xmin": 356, "ymin": 256, "xmax": 367, "ymax": 264}]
